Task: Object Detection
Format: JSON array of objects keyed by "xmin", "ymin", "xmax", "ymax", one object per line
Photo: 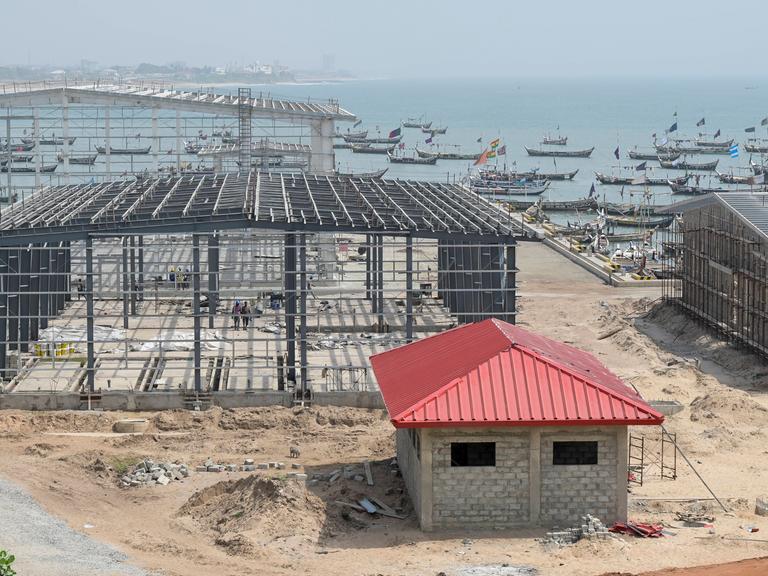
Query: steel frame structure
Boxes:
[{"xmin": 0, "ymin": 172, "xmax": 520, "ymax": 405}]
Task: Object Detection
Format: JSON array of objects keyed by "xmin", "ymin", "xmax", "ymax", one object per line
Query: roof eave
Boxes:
[{"xmin": 391, "ymin": 416, "xmax": 664, "ymax": 429}]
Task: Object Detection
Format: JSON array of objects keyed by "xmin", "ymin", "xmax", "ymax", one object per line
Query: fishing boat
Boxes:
[
  {"xmin": 334, "ymin": 129, "xmax": 368, "ymax": 139},
  {"xmin": 595, "ymin": 172, "xmax": 688, "ymax": 186},
  {"xmin": 694, "ymin": 138, "xmax": 733, "ymax": 148},
  {"xmin": 416, "ymin": 148, "xmax": 481, "ymax": 160},
  {"xmin": 57, "ymin": 153, "xmax": 97, "ymax": 165},
  {"xmin": 605, "ymin": 214, "xmax": 675, "ymax": 228},
  {"xmin": 0, "ymin": 141, "xmax": 36, "ymax": 152},
  {"xmin": 403, "ymin": 117, "xmax": 431, "ymax": 129},
  {"xmin": 351, "ymin": 144, "xmax": 396, "ymax": 154},
  {"xmin": 342, "ymin": 134, "xmax": 402, "ymax": 144},
  {"xmin": 221, "ymin": 136, "xmax": 238, "ymax": 144},
  {"xmin": 387, "ymin": 152, "xmax": 437, "ymax": 165},
  {"xmin": 1, "ymin": 163, "xmax": 57, "ymax": 173},
  {"xmin": 628, "ymin": 150, "xmax": 681, "ymax": 161},
  {"xmin": 745, "ymin": 140, "xmax": 768, "ymax": 153},
  {"xmin": 422, "ymin": 126, "xmax": 447, "ymax": 135},
  {"xmin": 0, "ymin": 154, "xmax": 33, "ymax": 163},
  {"xmin": 541, "ymin": 136, "xmax": 568, "ymax": 146},
  {"xmin": 502, "ymin": 197, "xmax": 598, "ymax": 212},
  {"xmin": 95, "ymin": 145, "xmax": 152, "ymax": 155},
  {"xmin": 659, "ymin": 158, "xmax": 719, "ymax": 171},
  {"xmin": 670, "ymin": 182, "xmax": 765, "ymax": 195},
  {"xmin": 184, "ymin": 141, "xmax": 204, "ymax": 154},
  {"xmin": 21, "ymin": 136, "xmax": 76, "ymax": 146},
  {"xmin": 471, "ymin": 180, "xmax": 551, "ymax": 196},
  {"xmin": 485, "ymin": 168, "xmax": 578, "ymax": 181},
  {"xmin": 715, "ymin": 170, "xmax": 753, "ymax": 184},
  {"xmin": 674, "ymin": 145, "xmax": 732, "ymax": 156},
  {"xmin": 336, "ymin": 168, "xmax": 388, "ymax": 179},
  {"xmin": 525, "ymin": 146, "xmax": 594, "ymax": 158},
  {"xmin": 333, "ymin": 143, "xmax": 353, "ymax": 149},
  {"xmin": 212, "ymin": 129, "xmax": 232, "ymax": 138}
]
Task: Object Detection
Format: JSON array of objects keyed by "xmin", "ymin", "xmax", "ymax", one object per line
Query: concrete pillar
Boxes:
[
  {"xmin": 406, "ymin": 235, "xmax": 413, "ymax": 342},
  {"xmin": 529, "ymin": 428, "xmax": 541, "ymax": 526},
  {"xmin": 284, "ymin": 233, "xmax": 296, "ymax": 386},
  {"xmin": 192, "ymin": 234, "xmax": 202, "ymax": 393},
  {"xmin": 207, "ymin": 234, "xmax": 219, "ymax": 329},
  {"xmin": 299, "ymin": 233, "xmax": 308, "ymax": 396},
  {"xmin": 308, "ymin": 118, "xmax": 335, "ymax": 175},
  {"xmin": 85, "ymin": 236, "xmax": 95, "ymax": 393},
  {"xmin": 616, "ymin": 427, "xmax": 629, "ymax": 522},
  {"xmin": 419, "ymin": 428, "xmax": 434, "ymax": 531}
]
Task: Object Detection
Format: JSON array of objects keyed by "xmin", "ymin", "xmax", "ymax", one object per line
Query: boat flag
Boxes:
[
  {"xmin": 476, "ymin": 137, "xmax": 482, "ymax": 143},
  {"xmin": 614, "ymin": 146, "xmax": 620, "ymax": 160},
  {"xmin": 389, "ymin": 127, "xmax": 402, "ymax": 139},
  {"xmin": 714, "ymin": 128, "xmax": 721, "ymax": 139},
  {"xmin": 589, "ymin": 183, "xmax": 595, "ymax": 198},
  {"xmin": 399, "ymin": 142, "xmax": 406, "ymax": 150},
  {"xmin": 729, "ymin": 144, "xmax": 740, "ymax": 158},
  {"xmin": 497, "ymin": 145, "xmax": 506, "ymax": 156},
  {"xmin": 620, "ymin": 186, "xmax": 625, "ymax": 200},
  {"xmin": 762, "ymin": 117, "xmax": 768, "ymax": 126},
  {"xmin": 668, "ymin": 122, "xmax": 678, "ymax": 133},
  {"xmin": 473, "ymin": 149, "xmax": 489, "ymax": 166},
  {"xmin": 353, "ymin": 119, "xmax": 362, "ymax": 128},
  {"xmin": 745, "ymin": 126, "xmax": 756, "ymax": 133},
  {"xmin": 750, "ymin": 173, "xmax": 765, "ymax": 185},
  {"xmin": 673, "ymin": 111, "xmax": 678, "ymax": 117},
  {"xmin": 487, "ymin": 150, "xmax": 497, "ymax": 159},
  {"xmin": 652, "ymin": 132, "xmax": 657, "ymax": 139},
  {"xmin": 490, "ymin": 138, "xmax": 500, "ymax": 150},
  {"xmin": 635, "ymin": 161, "xmax": 647, "ymax": 171},
  {"xmin": 425, "ymin": 136, "xmax": 433, "ymax": 144},
  {"xmin": 696, "ymin": 117, "xmax": 706, "ymax": 127}
]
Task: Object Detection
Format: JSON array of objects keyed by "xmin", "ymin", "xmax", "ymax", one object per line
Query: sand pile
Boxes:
[
  {"xmin": 690, "ymin": 390, "xmax": 768, "ymax": 426},
  {"xmin": 177, "ymin": 476, "xmax": 340, "ymax": 553},
  {"xmin": 0, "ymin": 410, "xmax": 116, "ymax": 435}
]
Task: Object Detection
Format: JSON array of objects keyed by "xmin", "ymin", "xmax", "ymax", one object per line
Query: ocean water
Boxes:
[{"xmin": 265, "ymin": 76, "xmax": 768, "ymax": 208}]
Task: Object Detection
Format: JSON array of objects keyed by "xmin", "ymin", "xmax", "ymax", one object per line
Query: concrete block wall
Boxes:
[
  {"xmin": 396, "ymin": 428, "xmax": 421, "ymax": 515},
  {"xmin": 539, "ymin": 430, "xmax": 619, "ymax": 526},
  {"xmin": 429, "ymin": 430, "xmax": 530, "ymax": 529}
]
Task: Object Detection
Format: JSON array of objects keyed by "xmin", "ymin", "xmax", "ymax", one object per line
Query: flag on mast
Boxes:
[
  {"xmin": 497, "ymin": 145, "xmax": 506, "ymax": 156},
  {"xmin": 425, "ymin": 136, "xmax": 433, "ymax": 144},
  {"xmin": 635, "ymin": 162, "xmax": 647, "ymax": 171},
  {"xmin": 745, "ymin": 126, "xmax": 756, "ymax": 133},
  {"xmin": 473, "ymin": 149, "xmax": 490, "ymax": 166},
  {"xmin": 588, "ymin": 183, "xmax": 595, "ymax": 198},
  {"xmin": 388, "ymin": 127, "xmax": 402, "ymax": 139},
  {"xmin": 729, "ymin": 144, "xmax": 740, "ymax": 158},
  {"xmin": 714, "ymin": 128, "xmax": 721, "ymax": 139},
  {"xmin": 614, "ymin": 146, "xmax": 620, "ymax": 160},
  {"xmin": 696, "ymin": 117, "xmax": 706, "ymax": 127},
  {"xmin": 762, "ymin": 117, "xmax": 768, "ymax": 126},
  {"xmin": 668, "ymin": 122, "xmax": 678, "ymax": 133},
  {"xmin": 490, "ymin": 138, "xmax": 500, "ymax": 150}
]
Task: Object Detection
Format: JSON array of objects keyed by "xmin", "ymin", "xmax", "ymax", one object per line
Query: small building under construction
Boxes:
[
  {"xmin": 371, "ymin": 319, "xmax": 663, "ymax": 531},
  {"xmin": 660, "ymin": 193, "xmax": 768, "ymax": 357}
]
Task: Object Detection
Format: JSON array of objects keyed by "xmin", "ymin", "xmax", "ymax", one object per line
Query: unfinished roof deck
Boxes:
[{"xmin": 0, "ymin": 171, "xmax": 523, "ymax": 245}]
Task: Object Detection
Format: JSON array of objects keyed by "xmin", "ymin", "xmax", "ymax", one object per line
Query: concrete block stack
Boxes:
[
  {"xmin": 120, "ymin": 459, "xmax": 189, "ymax": 488},
  {"xmin": 545, "ymin": 514, "xmax": 610, "ymax": 546}
]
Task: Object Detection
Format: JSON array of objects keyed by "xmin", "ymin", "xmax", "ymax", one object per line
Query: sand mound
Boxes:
[
  {"xmin": 217, "ymin": 405, "xmax": 386, "ymax": 431},
  {"xmin": 178, "ymin": 476, "xmax": 339, "ymax": 551},
  {"xmin": 690, "ymin": 390, "xmax": 768, "ymax": 426},
  {"xmin": 0, "ymin": 410, "xmax": 116, "ymax": 435}
]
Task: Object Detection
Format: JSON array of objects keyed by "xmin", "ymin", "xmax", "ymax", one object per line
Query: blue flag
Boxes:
[
  {"xmin": 589, "ymin": 183, "xmax": 595, "ymax": 198},
  {"xmin": 668, "ymin": 122, "xmax": 678, "ymax": 133},
  {"xmin": 696, "ymin": 117, "xmax": 705, "ymax": 127},
  {"xmin": 388, "ymin": 127, "xmax": 401, "ymax": 139},
  {"xmin": 425, "ymin": 136, "xmax": 433, "ymax": 144},
  {"xmin": 636, "ymin": 162, "xmax": 647, "ymax": 171},
  {"xmin": 729, "ymin": 144, "xmax": 740, "ymax": 158},
  {"xmin": 614, "ymin": 146, "xmax": 620, "ymax": 160},
  {"xmin": 714, "ymin": 128, "xmax": 721, "ymax": 139},
  {"xmin": 745, "ymin": 126, "xmax": 756, "ymax": 133}
]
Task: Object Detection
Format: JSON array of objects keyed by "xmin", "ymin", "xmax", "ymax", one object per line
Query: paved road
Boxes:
[{"xmin": 0, "ymin": 477, "xmax": 149, "ymax": 576}]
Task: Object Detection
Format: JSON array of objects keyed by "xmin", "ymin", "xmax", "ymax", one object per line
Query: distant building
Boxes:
[
  {"xmin": 660, "ymin": 193, "xmax": 768, "ymax": 356},
  {"xmin": 371, "ymin": 319, "xmax": 663, "ymax": 531}
]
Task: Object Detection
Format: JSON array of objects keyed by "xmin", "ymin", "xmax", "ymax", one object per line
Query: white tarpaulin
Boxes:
[
  {"xmin": 38, "ymin": 325, "xmax": 125, "ymax": 343},
  {"xmin": 131, "ymin": 330, "xmax": 227, "ymax": 352}
]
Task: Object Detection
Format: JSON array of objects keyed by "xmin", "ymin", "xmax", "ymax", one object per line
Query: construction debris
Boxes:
[
  {"xmin": 756, "ymin": 496, "xmax": 768, "ymax": 517},
  {"xmin": 544, "ymin": 515, "xmax": 610, "ymax": 545},
  {"xmin": 610, "ymin": 521, "xmax": 665, "ymax": 537},
  {"xmin": 120, "ymin": 459, "xmax": 189, "ymax": 487}
]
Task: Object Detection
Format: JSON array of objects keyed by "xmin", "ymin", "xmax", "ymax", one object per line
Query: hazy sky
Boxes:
[{"xmin": 3, "ymin": 0, "xmax": 767, "ymax": 77}]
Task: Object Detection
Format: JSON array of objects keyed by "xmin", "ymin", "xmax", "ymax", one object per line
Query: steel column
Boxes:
[
  {"xmin": 207, "ymin": 234, "xmax": 219, "ymax": 329},
  {"xmin": 6, "ymin": 250, "xmax": 17, "ymax": 352},
  {"xmin": 377, "ymin": 235, "xmax": 384, "ymax": 328},
  {"xmin": 406, "ymin": 235, "xmax": 414, "ymax": 341},
  {"xmin": 29, "ymin": 245, "xmax": 40, "ymax": 341},
  {"xmin": 192, "ymin": 234, "xmax": 202, "ymax": 393},
  {"xmin": 121, "ymin": 237, "xmax": 129, "ymax": 329},
  {"xmin": 0, "ymin": 249, "xmax": 8, "ymax": 378},
  {"xmin": 504, "ymin": 244, "xmax": 516, "ymax": 323},
  {"xmin": 284, "ymin": 233, "xmax": 296, "ymax": 386},
  {"xmin": 38, "ymin": 245, "xmax": 49, "ymax": 330},
  {"xmin": 129, "ymin": 236, "xmax": 137, "ymax": 316},
  {"xmin": 299, "ymin": 233, "xmax": 308, "ymax": 396},
  {"xmin": 85, "ymin": 236, "xmax": 95, "ymax": 393},
  {"xmin": 137, "ymin": 235, "xmax": 144, "ymax": 302},
  {"xmin": 18, "ymin": 247, "xmax": 30, "ymax": 352}
]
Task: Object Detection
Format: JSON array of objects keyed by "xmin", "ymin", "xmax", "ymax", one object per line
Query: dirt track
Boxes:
[{"xmin": 2, "ymin": 242, "xmax": 768, "ymax": 576}]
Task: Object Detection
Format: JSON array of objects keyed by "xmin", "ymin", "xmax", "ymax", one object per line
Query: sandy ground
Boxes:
[{"xmin": 1, "ymin": 242, "xmax": 768, "ymax": 576}]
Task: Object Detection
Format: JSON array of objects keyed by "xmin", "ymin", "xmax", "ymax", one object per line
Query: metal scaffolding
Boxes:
[{"xmin": 659, "ymin": 193, "xmax": 768, "ymax": 357}]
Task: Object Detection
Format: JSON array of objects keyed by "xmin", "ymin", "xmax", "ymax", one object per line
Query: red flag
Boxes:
[{"xmin": 474, "ymin": 148, "xmax": 490, "ymax": 166}]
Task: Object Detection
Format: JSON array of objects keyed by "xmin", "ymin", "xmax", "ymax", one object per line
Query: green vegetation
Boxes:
[
  {"xmin": 110, "ymin": 456, "xmax": 142, "ymax": 475},
  {"xmin": 0, "ymin": 550, "xmax": 16, "ymax": 576}
]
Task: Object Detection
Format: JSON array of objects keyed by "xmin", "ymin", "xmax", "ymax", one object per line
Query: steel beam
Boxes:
[
  {"xmin": 137, "ymin": 235, "xmax": 144, "ymax": 301},
  {"xmin": 406, "ymin": 235, "xmax": 414, "ymax": 342},
  {"xmin": 29, "ymin": 245, "xmax": 40, "ymax": 341},
  {"xmin": 192, "ymin": 234, "xmax": 201, "ymax": 393},
  {"xmin": 284, "ymin": 233, "xmax": 296, "ymax": 386},
  {"xmin": 377, "ymin": 235, "xmax": 384, "ymax": 329},
  {"xmin": 504, "ymin": 245, "xmax": 516, "ymax": 323},
  {"xmin": 129, "ymin": 236, "xmax": 137, "ymax": 316},
  {"xmin": 121, "ymin": 237, "xmax": 129, "ymax": 329},
  {"xmin": 207, "ymin": 234, "xmax": 219, "ymax": 329},
  {"xmin": 0, "ymin": 249, "xmax": 8, "ymax": 377},
  {"xmin": 85, "ymin": 236, "xmax": 94, "ymax": 393},
  {"xmin": 38, "ymin": 245, "xmax": 49, "ymax": 330},
  {"xmin": 18, "ymin": 247, "xmax": 30, "ymax": 352},
  {"xmin": 299, "ymin": 233, "xmax": 308, "ymax": 397}
]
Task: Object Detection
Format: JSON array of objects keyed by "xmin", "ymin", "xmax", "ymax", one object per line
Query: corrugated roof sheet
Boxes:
[{"xmin": 370, "ymin": 319, "xmax": 663, "ymax": 428}]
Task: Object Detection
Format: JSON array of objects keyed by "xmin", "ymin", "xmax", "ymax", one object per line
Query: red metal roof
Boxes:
[{"xmin": 370, "ymin": 319, "xmax": 663, "ymax": 428}]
